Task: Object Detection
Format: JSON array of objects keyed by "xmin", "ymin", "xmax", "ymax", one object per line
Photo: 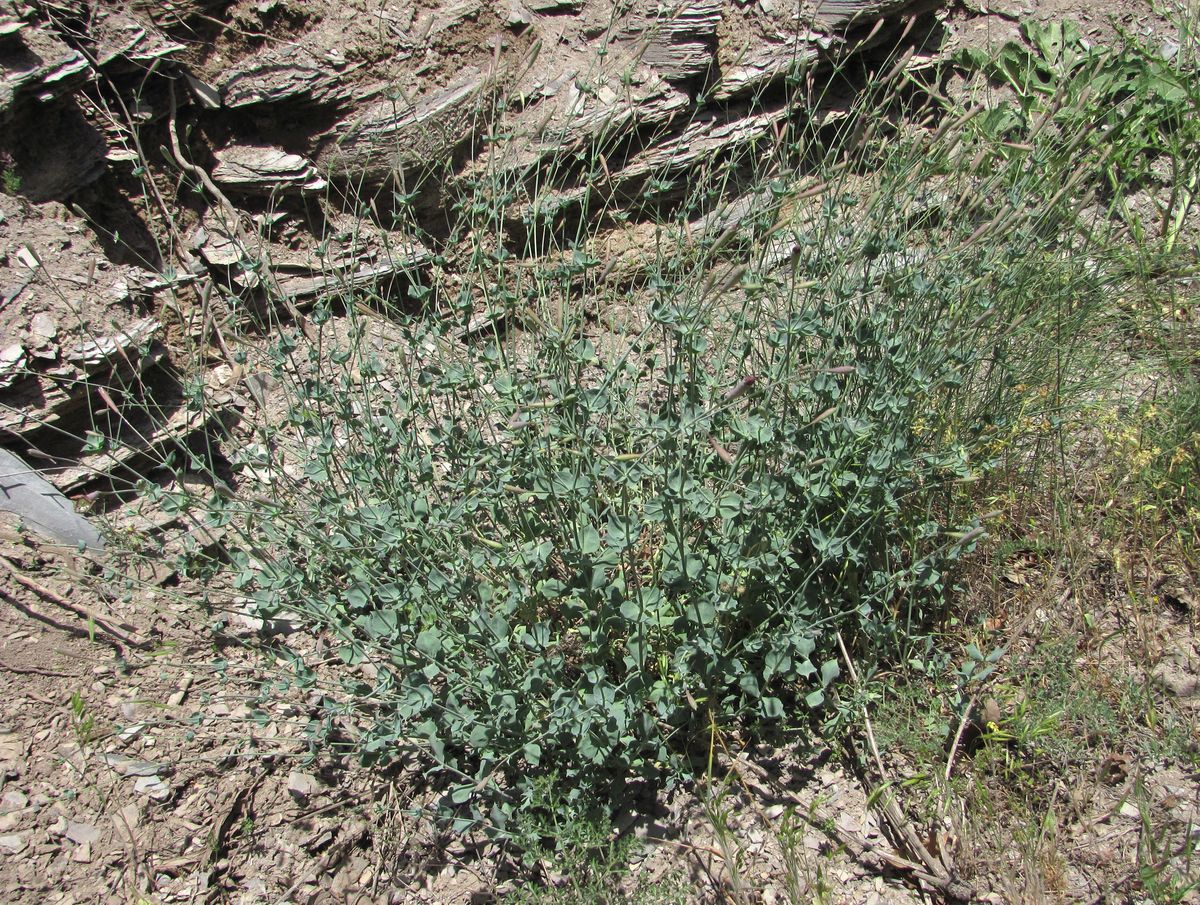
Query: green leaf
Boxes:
[
  {"xmin": 764, "ymin": 649, "xmax": 791, "ymax": 681},
  {"xmin": 732, "ymin": 416, "xmax": 774, "ymax": 445},
  {"xmin": 579, "ymin": 524, "xmax": 602, "ymax": 555},
  {"xmin": 606, "ymin": 512, "xmax": 642, "ymax": 549},
  {"xmin": 416, "ymin": 628, "xmax": 443, "ymax": 657},
  {"xmin": 739, "ymin": 673, "xmax": 761, "ymax": 698},
  {"xmin": 820, "ymin": 659, "xmax": 840, "ymax": 688},
  {"xmin": 365, "ymin": 610, "xmax": 398, "ymax": 640},
  {"xmin": 690, "ymin": 598, "xmax": 716, "ymax": 624},
  {"xmin": 805, "ymin": 689, "xmax": 825, "ymax": 708},
  {"xmin": 761, "ymin": 697, "xmax": 785, "ymax": 719}
]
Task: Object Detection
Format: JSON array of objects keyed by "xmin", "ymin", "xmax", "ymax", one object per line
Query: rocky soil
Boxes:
[{"xmin": 0, "ymin": 0, "xmax": 1196, "ymax": 902}]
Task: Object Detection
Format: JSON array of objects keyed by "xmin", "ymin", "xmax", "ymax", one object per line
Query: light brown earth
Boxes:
[{"xmin": 0, "ymin": 0, "xmax": 1195, "ymax": 902}]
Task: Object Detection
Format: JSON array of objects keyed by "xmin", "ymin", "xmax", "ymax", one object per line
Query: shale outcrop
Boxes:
[{"xmin": 0, "ymin": 0, "xmax": 942, "ymax": 531}]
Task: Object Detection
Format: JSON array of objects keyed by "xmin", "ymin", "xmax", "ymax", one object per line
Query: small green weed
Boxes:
[
  {"xmin": 955, "ymin": 18, "xmax": 1200, "ymax": 249},
  {"xmin": 69, "ymin": 691, "xmax": 97, "ymax": 747},
  {"xmin": 506, "ymin": 779, "xmax": 683, "ymax": 905},
  {"xmin": 1134, "ymin": 780, "xmax": 1200, "ymax": 904}
]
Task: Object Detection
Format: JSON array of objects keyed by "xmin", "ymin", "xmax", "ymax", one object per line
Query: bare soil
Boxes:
[{"xmin": 1, "ymin": 0, "xmax": 1196, "ymax": 902}]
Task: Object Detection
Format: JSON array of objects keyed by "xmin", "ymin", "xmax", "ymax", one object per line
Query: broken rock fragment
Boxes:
[
  {"xmin": 0, "ymin": 448, "xmax": 105, "ymax": 550},
  {"xmin": 0, "ymin": 23, "xmax": 90, "ymax": 123},
  {"xmin": 219, "ymin": 47, "xmax": 356, "ymax": 109},
  {"xmin": 317, "ymin": 70, "xmax": 490, "ymax": 182},
  {"xmin": 212, "ymin": 145, "xmax": 328, "ymax": 195},
  {"xmin": 619, "ymin": 0, "xmax": 723, "ymax": 82}
]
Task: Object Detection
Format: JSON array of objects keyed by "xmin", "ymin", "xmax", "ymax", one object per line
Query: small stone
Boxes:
[
  {"xmin": 112, "ymin": 804, "xmax": 140, "ymax": 840},
  {"xmin": 1119, "ymin": 801, "xmax": 1140, "ymax": 819},
  {"xmin": 65, "ymin": 822, "xmax": 100, "ymax": 845},
  {"xmin": 0, "ymin": 833, "xmax": 28, "ymax": 854},
  {"xmin": 28, "ymin": 312, "xmax": 57, "ymax": 346},
  {"xmin": 0, "ymin": 790, "xmax": 27, "ymax": 812},
  {"xmin": 13, "ymin": 246, "xmax": 39, "ymax": 270},
  {"xmin": 134, "ymin": 776, "xmax": 171, "ymax": 801},
  {"xmin": 287, "ymin": 771, "xmax": 322, "ymax": 801},
  {"xmin": 71, "ymin": 840, "xmax": 92, "ymax": 863},
  {"xmin": 167, "ymin": 674, "xmax": 194, "ymax": 708}
]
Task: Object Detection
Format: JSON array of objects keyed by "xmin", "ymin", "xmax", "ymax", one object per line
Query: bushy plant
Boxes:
[{"xmin": 134, "ymin": 96, "xmax": 1124, "ymax": 834}]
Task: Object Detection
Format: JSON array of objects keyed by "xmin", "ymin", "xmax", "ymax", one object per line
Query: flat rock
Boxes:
[
  {"xmin": 62, "ymin": 317, "xmax": 160, "ymax": 368},
  {"xmin": 133, "ymin": 775, "xmax": 171, "ymax": 801},
  {"xmin": 91, "ymin": 9, "xmax": 185, "ymax": 68},
  {"xmin": 219, "ymin": 46, "xmax": 356, "ymax": 109},
  {"xmin": 317, "ymin": 70, "xmax": 489, "ymax": 182},
  {"xmin": 488, "ymin": 61, "xmax": 688, "ymax": 177},
  {"xmin": 1152, "ymin": 662, "xmax": 1199, "ymax": 698},
  {"xmin": 619, "ymin": 0, "xmax": 723, "ymax": 82},
  {"xmin": 211, "ymin": 145, "xmax": 328, "ymax": 194},
  {"xmin": 101, "ymin": 754, "xmax": 165, "ymax": 777},
  {"xmin": 64, "ymin": 821, "xmax": 100, "ymax": 846},
  {"xmin": 287, "ymin": 771, "xmax": 324, "ymax": 801},
  {"xmin": 0, "ymin": 24, "xmax": 91, "ymax": 123},
  {"xmin": 0, "ymin": 449, "xmax": 105, "ymax": 550}
]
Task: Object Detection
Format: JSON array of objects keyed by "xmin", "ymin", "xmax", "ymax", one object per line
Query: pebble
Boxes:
[
  {"xmin": 0, "ymin": 833, "xmax": 28, "ymax": 854},
  {"xmin": 65, "ymin": 822, "xmax": 99, "ymax": 846},
  {"xmin": 134, "ymin": 776, "xmax": 171, "ymax": 801},
  {"xmin": 287, "ymin": 771, "xmax": 323, "ymax": 801},
  {"xmin": 112, "ymin": 804, "xmax": 141, "ymax": 841}
]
